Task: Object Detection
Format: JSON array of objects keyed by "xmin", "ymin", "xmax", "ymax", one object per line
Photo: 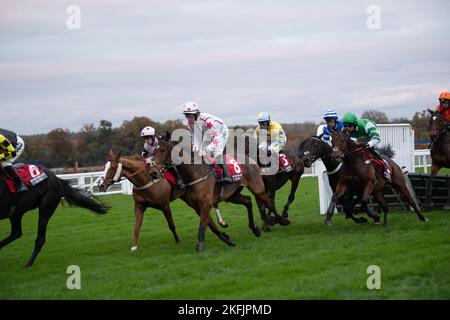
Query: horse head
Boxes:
[
  {"xmin": 428, "ymin": 108, "xmax": 446, "ymax": 143},
  {"xmin": 98, "ymin": 149, "xmax": 123, "ymax": 192},
  {"xmin": 298, "ymin": 136, "xmax": 324, "ymax": 168},
  {"xmin": 330, "ymin": 131, "xmax": 351, "ymax": 162},
  {"xmin": 150, "ymin": 139, "xmax": 174, "ymax": 174}
]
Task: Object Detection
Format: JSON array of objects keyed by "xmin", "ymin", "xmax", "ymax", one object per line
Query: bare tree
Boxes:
[{"xmin": 361, "ymin": 110, "xmax": 389, "ymax": 123}]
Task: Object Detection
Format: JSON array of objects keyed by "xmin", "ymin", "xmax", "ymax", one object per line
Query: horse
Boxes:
[
  {"xmin": 150, "ymin": 138, "xmax": 289, "ymax": 252},
  {"xmin": 425, "ymin": 109, "xmax": 450, "ymax": 209},
  {"xmin": 298, "ymin": 135, "xmax": 374, "ymax": 225},
  {"xmin": 329, "ymin": 131, "xmax": 426, "ymax": 226},
  {"xmin": 98, "ymin": 150, "xmax": 183, "ymax": 251},
  {"xmin": 239, "ymin": 133, "xmax": 304, "ymax": 228},
  {"xmin": 0, "ymin": 165, "xmax": 109, "ymax": 267}
]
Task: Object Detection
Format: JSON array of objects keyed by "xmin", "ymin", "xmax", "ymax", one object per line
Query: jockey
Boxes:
[
  {"xmin": 321, "ymin": 109, "xmax": 344, "ymax": 145},
  {"xmin": 140, "ymin": 126, "xmax": 185, "ymax": 189},
  {"xmin": 254, "ymin": 112, "xmax": 287, "ymax": 157},
  {"xmin": 341, "ymin": 112, "xmax": 392, "ymax": 183},
  {"xmin": 182, "ymin": 102, "xmax": 232, "ymax": 184},
  {"xmin": 0, "ymin": 128, "xmax": 28, "ymax": 192},
  {"xmin": 435, "ymin": 91, "xmax": 450, "ymax": 126}
]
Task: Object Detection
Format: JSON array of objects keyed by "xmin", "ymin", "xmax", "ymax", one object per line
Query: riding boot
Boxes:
[
  {"xmin": 216, "ymin": 155, "xmax": 232, "ymax": 184},
  {"xmin": 4, "ymin": 165, "xmax": 28, "ymax": 192},
  {"xmin": 169, "ymin": 165, "xmax": 185, "ymax": 189},
  {"xmin": 370, "ymin": 148, "xmax": 391, "ymax": 183}
]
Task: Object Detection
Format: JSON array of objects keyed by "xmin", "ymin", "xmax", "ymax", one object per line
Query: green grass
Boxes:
[
  {"xmin": 414, "ymin": 167, "xmax": 450, "ymax": 174},
  {"xmin": 1, "ymin": 177, "xmax": 449, "ymax": 299}
]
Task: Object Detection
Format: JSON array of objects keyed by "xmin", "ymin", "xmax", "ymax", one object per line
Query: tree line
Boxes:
[{"xmin": 20, "ymin": 109, "xmax": 432, "ymax": 169}]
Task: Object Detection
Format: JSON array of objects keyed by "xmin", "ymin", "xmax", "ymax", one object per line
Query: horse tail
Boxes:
[
  {"xmin": 59, "ymin": 178, "xmax": 110, "ymax": 215},
  {"xmin": 376, "ymin": 143, "xmax": 395, "ymax": 158}
]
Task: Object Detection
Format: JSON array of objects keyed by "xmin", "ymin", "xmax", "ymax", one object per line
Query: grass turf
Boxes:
[{"xmin": 0, "ymin": 177, "xmax": 449, "ymax": 299}]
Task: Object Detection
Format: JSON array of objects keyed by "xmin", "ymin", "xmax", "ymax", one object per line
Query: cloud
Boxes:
[{"xmin": 1, "ymin": 0, "xmax": 450, "ymax": 134}]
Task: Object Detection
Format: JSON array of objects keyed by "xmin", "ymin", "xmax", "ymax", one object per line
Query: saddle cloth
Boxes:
[{"xmin": 3, "ymin": 164, "xmax": 48, "ymax": 193}]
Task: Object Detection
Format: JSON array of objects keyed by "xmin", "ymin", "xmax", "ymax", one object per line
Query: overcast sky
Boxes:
[{"xmin": 1, "ymin": 0, "xmax": 449, "ymax": 135}]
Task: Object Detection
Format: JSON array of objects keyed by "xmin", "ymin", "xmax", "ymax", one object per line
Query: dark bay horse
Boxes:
[
  {"xmin": 259, "ymin": 149, "xmax": 304, "ymax": 223},
  {"xmin": 240, "ymin": 134, "xmax": 303, "ymax": 228},
  {"xmin": 150, "ymin": 139, "xmax": 289, "ymax": 252},
  {"xmin": 426, "ymin": 109, "xmax": 450, "ymax": 209},
  {"xmin": 298, "ymin": 136, "xmax": 372, "ymax": 225},
  {"xmin": 0, "ymin": 166, "xmax": 109, "ymax": 267},
  {"xmin": 330, "ymin": 131, "xmax": 426, "ymax": 226},
  {"xmin": 98, "ymin": 150, "xmax": 183, "ymax": 251}
]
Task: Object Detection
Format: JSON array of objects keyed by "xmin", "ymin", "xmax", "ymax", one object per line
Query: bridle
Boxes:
[
  {"xmin": 430, "ymin": 113, "xmax": 447, "ymax": 141},
  {"xmin": 101, "ymin": 157, "xmax": 161, "ymax": 190}
]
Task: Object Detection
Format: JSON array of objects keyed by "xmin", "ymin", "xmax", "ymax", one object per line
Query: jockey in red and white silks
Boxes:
[
  {"xmin": 182, "ymin": 101, "xmax": 232, "ymax": 183},
  {"xmin": 182, "ymin": 103, "xmax": 229, "ymax": 158}
]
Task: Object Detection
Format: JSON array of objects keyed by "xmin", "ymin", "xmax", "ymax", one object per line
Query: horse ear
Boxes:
[
  {"xmin": 117, "ymin": 149, "xmax": 121, "ymax": 158},
  {"xmin": 108, "ymin": 148, "xmax": 114, "ymax": 158},
  {"xmin": 428, "ymin": 108, "xmax": 434, "ymax": 115},
  {"xmin": 166, "ymin": 131, "xmax": 171, "ymax": 141}
]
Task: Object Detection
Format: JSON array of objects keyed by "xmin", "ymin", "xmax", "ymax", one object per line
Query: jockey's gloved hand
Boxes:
[{"xmin": 364, "ymin": 143, "xmax": 370, "ymax": 149}]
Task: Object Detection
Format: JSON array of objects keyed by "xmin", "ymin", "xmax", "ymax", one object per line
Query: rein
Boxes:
[{"xmin": 105, "ymin": 158, "xmax": 160, "ymax": 190}]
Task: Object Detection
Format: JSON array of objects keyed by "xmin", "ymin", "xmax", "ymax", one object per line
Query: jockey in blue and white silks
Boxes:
[{"xmin": 321, "ymin": 109, "xmax": 344, "ymax": 145}]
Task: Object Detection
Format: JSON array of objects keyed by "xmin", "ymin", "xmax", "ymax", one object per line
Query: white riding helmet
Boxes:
[
  {"xmin": 182, "ymin": 102, "xmax": 200, "ymax": 114},
  {"xmin": 140, "ymin": 126, "xmax": 155, "ymax": 137}
]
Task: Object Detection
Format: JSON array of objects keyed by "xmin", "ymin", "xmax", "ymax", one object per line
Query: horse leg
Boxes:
[
  {"xmin": 0, "ymin": 214, "xmax": 23, "ymax": 250},
  {"xmin": 256, "ymin": 191, "xmax": 290, "ymax": 226},
  {"xmin": 25, "ymin": 201, "xmax": 59, "ymax": 267},
  {"xmin": 162, "ymin": 204, "xmax": 180, "ymax": 243},
  {"xmin": 255, "ymin": 197, "xmax": 276, "ymax": 231},
  {"xmin": 131, "ymin": 204, "xmax": 145, "ymax": 251},
  {"xmin": 282, "ymin": 176, "xmax": 300, "ymax": 219},
  {"xmin": 425, "ymin": 163, "xmax": 440, "ymax": 210},
  {"xmin": 197, "ymin": 204, "xmax": 234, "ymax": 252},
  {"xmin": 372, "ymin": 190, "xmax": 388, "ymax": 226},
  {"xmin": 342, "ymin": 192, "xmax": 367, "ymax": 224},
  {"xmin": 226, "ymin": 191, "xmax": 261, "ymax": 237},
  {"xmin": 213, "ymin": 204, "xmax": 228, "ymax": 228},
  {"xmin": 325, "ymin": 182, "xmax": 349, "ymax": 226}
]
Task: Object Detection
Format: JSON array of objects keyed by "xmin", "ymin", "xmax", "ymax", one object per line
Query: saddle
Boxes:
[
  {"xmin": 208, "ymin": 155, "xmax": 244, "ymax": 183},
  {"xmin": 2, "ymin": 163, "xmax": 48, "ymax": 193},
  {"xmin": 362, "ymin": 149, "xmax": 390, "ymax": 175},
  {"xmin": 259, "ymin": 153, "xmax": 294, "ymax": 173}
]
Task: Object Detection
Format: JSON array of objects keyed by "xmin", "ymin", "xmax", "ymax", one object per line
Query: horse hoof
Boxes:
[
  {"xmin": 279, "ymin": 217, "xmax": 291, "ymax": 226},
  {"xmin": 220, "ymin": 222, "xmax": 229, "ymax": 228},
  {"xmin": 324, "ymin": 220, "xmax": 333, "ymax": 226},
  {"xmin": 196, "ymin": 242, "xmax": 205, "ymax": 252},
  {"xmin": 221, "ymin": 232, "xmax": 230, "ymax": 240},
  {"xmin": 131, "ymin": 246, "xmax": 138, "ymax": 252},
  {"xmin": 357, "ymin": 217, "xmax": 368, "ymax": 224},
  {"xmin": 253, "ymin": 228, "xmax": 261, "ymax": 237}
]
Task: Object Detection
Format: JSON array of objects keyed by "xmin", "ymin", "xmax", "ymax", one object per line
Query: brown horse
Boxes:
[
  {"xmin": 262, "ymin": 149, "xmax": 304, "ymax": 221},
  {"xmin": 241, "ymin": 133, "xmax": 303, "ymax": 226},
  {"xmin": 329, "ymin": 131, "xmax": 426, "ymax": 226},
  {"xmin": 426, "ymin": 109, "xmax": 450, "ymax": 209},
  {"xmin": 150, "ymin": 139, "xmax": 289, "ymax": 252},
  {"xmin": 98, "ymin": 150, "xmax": 183, "ymax": 251}
]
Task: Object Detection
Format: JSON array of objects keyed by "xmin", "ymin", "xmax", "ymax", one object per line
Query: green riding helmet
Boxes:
[{"xmin": 342, "ymin": 112, "xmax": 358, "ymax": 125}]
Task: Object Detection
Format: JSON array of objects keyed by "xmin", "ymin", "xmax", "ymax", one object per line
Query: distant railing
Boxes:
[
  {"xmin": 57, "ymin": 171, "xmax": 133, "ymax": 196},
  {"xmin": 413, "ymin": 149, "xmax": 431, "ymax": 173}
]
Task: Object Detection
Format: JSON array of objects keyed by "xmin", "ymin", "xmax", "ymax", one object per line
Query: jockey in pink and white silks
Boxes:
[
  {"xmin": 182, "ymin": 102, "xmax": 232, "ymax": 184},
  {"xmin": 140, "ymin": 125, "xmax": 185, "ymax": 188}
]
